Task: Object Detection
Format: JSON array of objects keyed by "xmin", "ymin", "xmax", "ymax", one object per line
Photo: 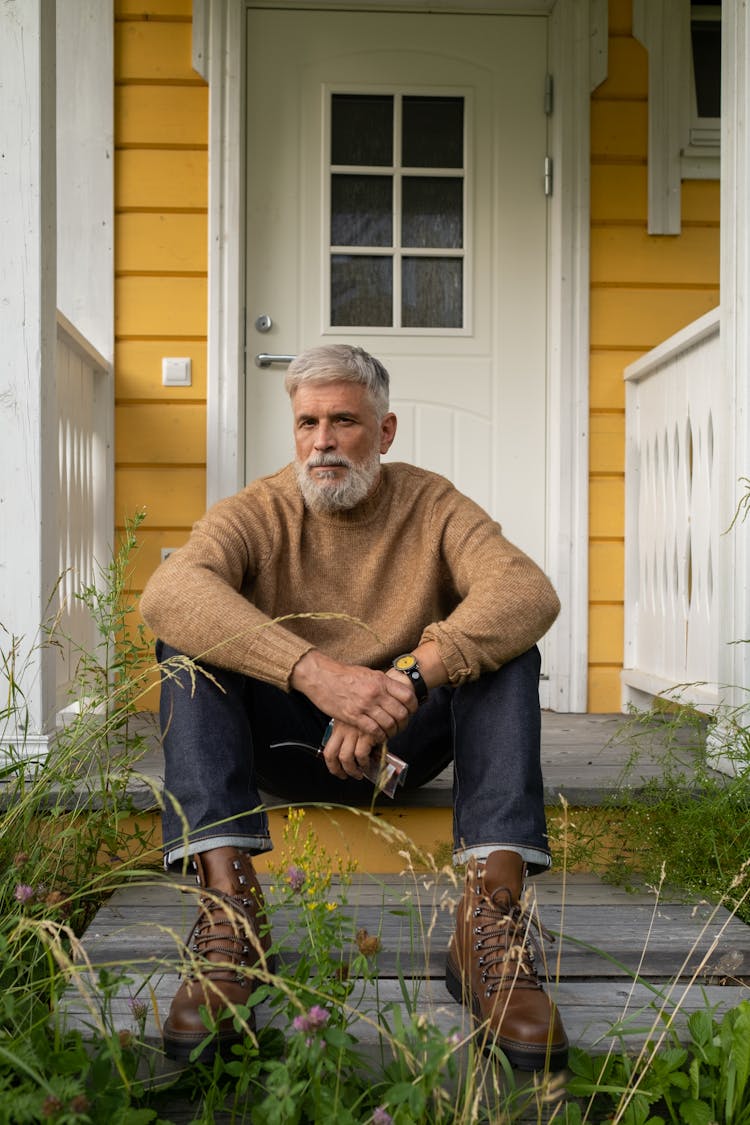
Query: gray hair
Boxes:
[{"xmin": 284, "ymin": 345, "xmax": 390, "ymax": 418}]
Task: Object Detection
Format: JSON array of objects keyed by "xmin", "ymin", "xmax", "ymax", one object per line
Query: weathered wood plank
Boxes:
[
  {"xmin": 75, "ymin": 875, "xmax": 750, "ymax": 984},
  {"xmin": 58, "ymin": 971, "xmax": 747, "ymax": 1057}
]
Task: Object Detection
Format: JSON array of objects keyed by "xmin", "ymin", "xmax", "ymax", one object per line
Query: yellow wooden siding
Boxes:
[
  {"xmin": 116, "ymin": 150, "xmax": 208, "ymax": 210},
  {"xmin": 114, "ymin": 2, "xmax": 208, "ymax": 627},
  {"xmin": 587, "ymin": 0, "xmax": 721, "ymax": 711}
]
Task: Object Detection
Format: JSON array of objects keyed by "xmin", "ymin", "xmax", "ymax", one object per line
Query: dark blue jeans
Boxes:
[{"xmin": 156, "ymin": 641, "xmax": 551, "ymax": 875}]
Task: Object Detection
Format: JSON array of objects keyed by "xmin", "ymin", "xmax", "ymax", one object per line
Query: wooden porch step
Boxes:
[
  {"xmin": 59, "ymin": 869, "xmax": 749, "ymax": 1074},
  {"xmin": 39, "ymin": 708, "xmax": 708, "ymax": 873},
  {"xmin": 117, "ymin": 709, "xmax": 705, "ymax": 812}
]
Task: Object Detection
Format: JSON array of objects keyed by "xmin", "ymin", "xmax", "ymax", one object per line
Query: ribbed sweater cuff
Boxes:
[{"xmin": 420, "ymin": 625, "xmax": 473, "ymax": 685}]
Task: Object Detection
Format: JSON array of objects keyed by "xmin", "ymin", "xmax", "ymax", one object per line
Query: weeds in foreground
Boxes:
[
  {"xmin": 549, "ymin": 706, "xmax": 750, "ymax": 924},
  {"xmin": 564, "ymin": 1002, "xmax": 750, "ymax": 1124}
]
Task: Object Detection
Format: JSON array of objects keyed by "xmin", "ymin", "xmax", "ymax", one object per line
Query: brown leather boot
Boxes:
[
  {"xmin": 445, "ymin": 849, "xmax": 568, "ymax": 1071},
  {"xmin": 163, "ymin": 847, "xmax": 274, "ymax": 1062}
]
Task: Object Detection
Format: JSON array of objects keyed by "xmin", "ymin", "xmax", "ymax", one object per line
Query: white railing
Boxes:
[
  {"xmin": 55, "ymin": 312, "xmax": 113, "ymax": 709},
  {"xmin": 622, "ymin": 307, "xmax": 721, "ymax": 709}
]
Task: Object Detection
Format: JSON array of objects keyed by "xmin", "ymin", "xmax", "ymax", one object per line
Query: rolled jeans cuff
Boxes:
[
  {"xmin": 453, "ymin": 842, "xmax": 552, "ymax": 875},
  {"xmin": 163, "ymin": 833, "xmax": 273, "ymax": 873}
]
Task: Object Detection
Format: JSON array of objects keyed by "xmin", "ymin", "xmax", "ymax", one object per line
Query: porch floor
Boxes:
[{"xmin": 60, "ymin": 868, "xmax": 750, "ymax": 1118}]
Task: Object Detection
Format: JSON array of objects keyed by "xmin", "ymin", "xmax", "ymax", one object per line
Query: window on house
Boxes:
[
  {"xmin": 326, "ymin": 92, "xmax": 467, "ymax": 332},
  {"xmin": 688, "ymin": 1, "xmax": 720, "ymax": 150}
]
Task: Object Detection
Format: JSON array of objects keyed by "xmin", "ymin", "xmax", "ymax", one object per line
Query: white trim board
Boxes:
[{"xmin": 198, "ymin": 0, "xmax": 594, "ymax": 713}]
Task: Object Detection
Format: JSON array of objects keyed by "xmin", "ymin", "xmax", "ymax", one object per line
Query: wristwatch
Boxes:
[{"xmin": 392, "ymin": 653, "xmax": 428, "ymax": 704}]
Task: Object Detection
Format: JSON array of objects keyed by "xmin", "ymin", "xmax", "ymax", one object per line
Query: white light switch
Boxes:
[{"xmin": 162, "ymin": 357, "xmax": 192, "ymax": 386}]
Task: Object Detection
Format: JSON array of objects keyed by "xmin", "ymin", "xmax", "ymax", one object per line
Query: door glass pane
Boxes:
[
  {"xmin": 331, "ymin": 175, "xmax": 392, "ymax": 246},
  {"xmin": 331, "ymin": 255, "xmax": 393, "ymax": 326},
  {"xmin": 402, "ymin": 177, "xmax": 463, "ymax": 248},
  {"xmin": 402, "ymin": 257, "xmax": 462, "ymax": 328},
  {"xmin": 331, "ymin": 94, "xmax": 393, "ymax": 165},
  {"xmin": 328, "ymin": 92, "xmax": 466, "ymax": 329},
  {"xmin": 402, "ymin": 96, "xmax": 464, "ymax": 168}
]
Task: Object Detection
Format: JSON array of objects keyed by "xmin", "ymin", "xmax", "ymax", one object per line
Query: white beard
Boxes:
[{"xmin": 295, "ymin": 450, "xmax": 381, "ymax": 512}]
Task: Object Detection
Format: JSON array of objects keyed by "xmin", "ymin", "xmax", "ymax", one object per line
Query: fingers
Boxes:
[{"xmin": 321, "ymin": 722, "xmax": 374, "ymax": 780}]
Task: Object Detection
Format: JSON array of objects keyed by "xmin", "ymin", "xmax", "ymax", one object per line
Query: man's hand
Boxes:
[{"xmin": 290, "ymin": 650, "xmax": 417, "ymax": 778}]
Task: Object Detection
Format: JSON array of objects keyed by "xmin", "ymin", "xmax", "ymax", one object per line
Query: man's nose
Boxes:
[{"xmin": 313, "ymin": 422, "xmax": 336, "ymax": 449}]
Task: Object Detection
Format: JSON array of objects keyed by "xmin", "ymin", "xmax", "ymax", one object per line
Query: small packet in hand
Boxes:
[{"xmin": 321, "ymin": 720, "xmax": 408, "ymax": 798}]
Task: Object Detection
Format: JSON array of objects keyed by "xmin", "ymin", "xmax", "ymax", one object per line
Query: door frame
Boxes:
[{"xmin": 194, "ymin": 0, "xmax": 598, "ymax": 713}]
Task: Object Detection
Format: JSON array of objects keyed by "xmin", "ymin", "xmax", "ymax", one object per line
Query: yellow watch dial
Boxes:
[{"xmin": 394, "ymin": 654, "xmax": 417, "ymax": 672}]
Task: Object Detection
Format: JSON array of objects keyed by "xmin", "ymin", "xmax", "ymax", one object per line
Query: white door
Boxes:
[{"xmin": 244, "ymin": 7, "xmax": 548, "ymax": 565}]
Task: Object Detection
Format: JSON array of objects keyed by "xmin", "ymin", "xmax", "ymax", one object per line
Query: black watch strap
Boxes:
[{"xmin": 392, "ymin": 654, "xmax": 428, "ymax": 704}]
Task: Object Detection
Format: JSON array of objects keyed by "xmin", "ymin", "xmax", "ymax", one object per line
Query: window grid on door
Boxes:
[{"xmin": 324, "ymin": 89, "xmax": 468, "ymax": 333}]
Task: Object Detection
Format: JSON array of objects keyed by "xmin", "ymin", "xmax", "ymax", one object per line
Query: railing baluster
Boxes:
[{"xmin": 623, "ymin": 308, "xmax": 721, "ymax": 709}]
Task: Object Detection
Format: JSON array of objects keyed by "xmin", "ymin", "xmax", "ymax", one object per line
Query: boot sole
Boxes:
[
  {"xmin": 162, "ymin": 1021, "xmax": 242, "ymax": 1064},
  {"xmin": 445, "ymin": 955, "xmax": 568, "ymax": 1072},
  {"xmin": 163, "ymin": 952, "xmax": 277, "ymax": 1064}
]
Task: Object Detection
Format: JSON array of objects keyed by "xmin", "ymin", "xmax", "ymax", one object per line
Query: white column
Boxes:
[
  {"xmin": 718, "ymin": 0, "xmax": 750, "ymax": 759},
  {"xmin": 56, "ymin": 0, "xmax": 114, "ymax": 361},
  {"xmin": 56, "ymin": 0, "xmax": 115, "ymax": 577},
  {"xmin": 204, "ymin": 0, "xmax": 246, "ymax": 506},
  {"xmin": 0, "ymin": 1, "xmax": 58, "ymax": 757}
]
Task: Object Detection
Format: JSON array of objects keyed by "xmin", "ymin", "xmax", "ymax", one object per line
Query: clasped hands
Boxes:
[{"xmin": 289, "ymin": 649, "xmax": 418, "ymax": 781}]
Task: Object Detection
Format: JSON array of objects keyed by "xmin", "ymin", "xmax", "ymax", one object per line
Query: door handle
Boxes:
[{"xmin": 254, "ymin": 353, "xmax": 295, "ymax": 368}]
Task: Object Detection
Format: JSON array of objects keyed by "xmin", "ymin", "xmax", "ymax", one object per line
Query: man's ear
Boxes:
[{"xmin": 380, "ymin": 412, "xmax": 397, "ymax": 454}]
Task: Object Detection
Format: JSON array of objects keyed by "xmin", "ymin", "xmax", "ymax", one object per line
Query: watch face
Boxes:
[{"xmin": 394, "ymin": 654, "xmax": 417, "ymax": 673}]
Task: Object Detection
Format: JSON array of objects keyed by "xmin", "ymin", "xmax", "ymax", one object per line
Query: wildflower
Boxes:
[
  {"xmin": 286, "ymin": 864, "xmax": 305, "ymax": 892},
  {"xmin": 41, "ymin": 1095, "xmax": 63, "ymax": 1118},
  {"xmin": 118, "ymin": 1029, "xmax": 133, "ymax": 1048},
  {"xmin": 44, "ymin": 890, "xmax": 65, "ymax": 908},
  {"xmin": 356, "ymin": 927, "xmax": 381, "ymax": 956},
  {"xmin": 69, "ymin": 1094, "xmax": 90, "ymax": 1114},
  {"xmin": 129, "ymin": 996, "xmax": 149, "ymax": 1022},
  {"xmin": 12, "ymin": 851, "xmax": 29, "ymax": 867},
  {"xmin": 373, "ymin": 1108, "xmax": 393, "ymax": 1125},
  {"xmin": 14, "ymin": 883, "xmax": 35, "ymax": 904},
  {"xmin": 293, "ymin": 1004, "xmax": 330, "ymax": 1034}
]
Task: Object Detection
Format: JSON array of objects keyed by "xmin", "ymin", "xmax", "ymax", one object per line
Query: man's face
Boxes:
[{"xmin": 292, "ymin": 381, "xmax": 396, "ymax": 511}]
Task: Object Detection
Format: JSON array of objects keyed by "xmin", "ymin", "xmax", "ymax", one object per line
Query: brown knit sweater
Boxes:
[{"xmin": 140, "ymin": 462, "xmax": 560, "ymax": 691}]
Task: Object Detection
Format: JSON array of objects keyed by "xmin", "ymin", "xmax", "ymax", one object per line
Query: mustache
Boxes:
[{"xmin": 304, "ymin": 453, "xmax": 354, "ymax": 470}]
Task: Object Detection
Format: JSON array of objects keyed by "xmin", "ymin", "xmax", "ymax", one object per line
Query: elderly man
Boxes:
[{"xmin": 140, "ymin": 344, "xmax": 567, "ymax": 1071}]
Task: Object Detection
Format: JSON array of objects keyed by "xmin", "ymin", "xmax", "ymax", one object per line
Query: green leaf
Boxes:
[
  {"xmin": 678, "ymin": 1098, "xmax": 713, "ymax": 1125},
  {"xmin": 689, "ymin": 1057, "xmax": 702, "ymax": 1100},
  {"xmin": 118, "ymin": 1110, "xmax": 157, "ymax": 1125},
  {"xmin": 687, "ymin": 1010, "xmax": 715, "ymax": 1049},
  {"xmin": 386, "ymin": 1081, "xmax": 418, "ymax": 1106},
  {"xmin": 620, "ymin": 1093, "xmax": 653, "ymax": 1125},
  {"xmin": 730, "ymin": 1002, "xmax": 750, "ymax": 1103}
]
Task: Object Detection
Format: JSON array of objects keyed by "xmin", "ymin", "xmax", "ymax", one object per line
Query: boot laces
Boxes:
[
  {"xmin": 187, "ymin": 890, "xmax": 263, "ymax": 985},
  {"xmin": 472, "ymin": 886, "xmax": 553, "ymax": 996}
]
